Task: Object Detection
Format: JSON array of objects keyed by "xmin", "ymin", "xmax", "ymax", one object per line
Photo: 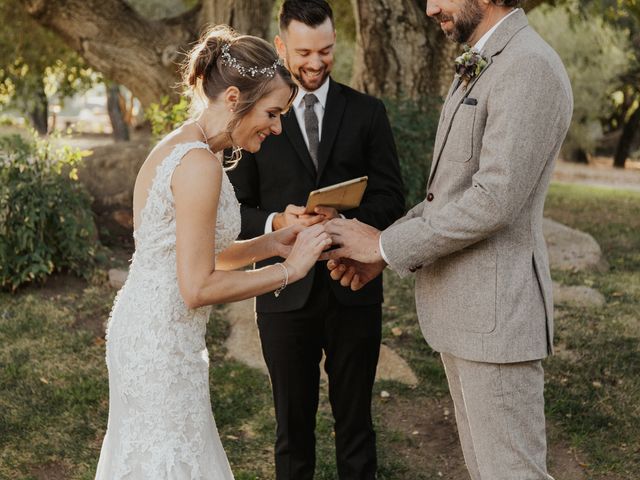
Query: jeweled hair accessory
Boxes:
[{"xmin": 221, "ymin": 43, "xmax": 282, "ymax": 79}]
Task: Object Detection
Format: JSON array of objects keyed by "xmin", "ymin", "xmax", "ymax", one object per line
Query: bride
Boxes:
[{"xmin": 95, "ymin": 25, "xmax": 331, "ymax": 479}]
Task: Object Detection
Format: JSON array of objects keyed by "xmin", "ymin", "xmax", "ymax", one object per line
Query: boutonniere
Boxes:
[{"xmin": 454, "ymin": 45, "xmax": 488, "ymax": 89}]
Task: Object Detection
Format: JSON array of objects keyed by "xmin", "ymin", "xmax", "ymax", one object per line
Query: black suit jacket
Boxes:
[{"xmin": 227, "ymin": 79, "xmax": 405, "ymax": 313}]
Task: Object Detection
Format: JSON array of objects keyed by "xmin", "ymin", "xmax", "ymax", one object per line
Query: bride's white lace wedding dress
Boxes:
[{"xmin": 95, "ymin": 142, "xmax": 241, "ymax": 480}]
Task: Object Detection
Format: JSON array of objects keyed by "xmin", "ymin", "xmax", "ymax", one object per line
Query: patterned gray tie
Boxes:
[{"xmin": 303, "ymin": 93, "xmax": 320, "ymax": 170}]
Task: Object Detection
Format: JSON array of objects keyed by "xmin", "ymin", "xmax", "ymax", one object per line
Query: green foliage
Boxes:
[
  {"xmin": 0, "ymin": 133, "xmax": 100, "ymax": 291},
  {"xmin": 384, "ymin": 97, "xmax": 441, "ymax": 209},
  {"xmin": 529, "ymin": 3, "xmax": 632, "ymax": 158},
  {"xmin": 145, "ymin": 96, "xmax": 191, "ymax": 140}
]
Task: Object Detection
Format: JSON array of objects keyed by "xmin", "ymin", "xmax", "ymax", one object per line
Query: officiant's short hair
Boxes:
[
  {"xmin": 279, "ymin": 0, "xmax": 334, "ymax": 32},
  {"xmin": 492, "ymin": 0, "xmax": 523, "ymax": 6}
]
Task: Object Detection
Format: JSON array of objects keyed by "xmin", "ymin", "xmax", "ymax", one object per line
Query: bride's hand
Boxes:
[
  {"xmin": 269, "ymin": 224, "xmax": 305, "ymax": 259},
  {"xmin": 284, "ymin": 224, "xmax": 332, "ymax": 282}
]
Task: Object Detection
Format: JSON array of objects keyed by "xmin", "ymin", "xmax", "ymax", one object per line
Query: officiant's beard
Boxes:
[
  {"xmin": 434, "ymin": 0, "xmax": 484, "ymax": 44},
  {"xmin": 287, "ymin": 57, "xmax": 331, "ymax": 91}
]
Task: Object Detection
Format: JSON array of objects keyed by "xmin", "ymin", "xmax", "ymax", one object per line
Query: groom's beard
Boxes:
[{"xmin": 433, "ymin": 0, "xmax": 484, "ymax": 44}]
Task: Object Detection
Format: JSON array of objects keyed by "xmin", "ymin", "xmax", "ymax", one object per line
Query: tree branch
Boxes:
[{"xmin": 20, "ymin": 0, "xmax": 198, "ymax": 106}]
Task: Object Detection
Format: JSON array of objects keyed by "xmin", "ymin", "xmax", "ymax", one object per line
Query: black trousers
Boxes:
[{"xmin": 257, "ymin": 267, "xmax": 382, "ymax": 480}]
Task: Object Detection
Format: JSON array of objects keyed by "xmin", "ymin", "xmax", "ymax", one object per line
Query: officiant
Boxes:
[{"xmin": 227, "ymin": 1, "xmax": 404, "ymax": 478}]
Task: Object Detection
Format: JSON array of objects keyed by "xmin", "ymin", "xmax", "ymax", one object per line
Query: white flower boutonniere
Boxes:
[{"xmin": 454, "ymin": 45, "xmax": 488, "ymax": 89}]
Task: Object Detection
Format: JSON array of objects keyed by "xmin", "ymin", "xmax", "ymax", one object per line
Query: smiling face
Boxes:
[
  {"xmin": 276, "ymin": 17, "xmax": 336, "ymax": 91},
  {"xmin": 427, "ymin": 0, "xmax": 485, "ymax": 44},
  {"xmin": 230, "ymin": 79, "xmax": 293, "ymax": 153}
]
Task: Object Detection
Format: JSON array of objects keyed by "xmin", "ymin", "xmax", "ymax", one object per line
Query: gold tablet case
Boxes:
[{"xmin": 305, "ymin": 176, "xmax": 368, "ymax": 214}]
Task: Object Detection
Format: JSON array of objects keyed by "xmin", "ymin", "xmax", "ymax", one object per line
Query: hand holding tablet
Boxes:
[{"xmin": 304, "ymin": 176, "xmax": 368, "ymax": 214}]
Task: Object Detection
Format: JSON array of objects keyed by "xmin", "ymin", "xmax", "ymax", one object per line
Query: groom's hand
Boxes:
[
  {"xmin": 322, "ymin": 218, "xmax": 384, "ymax": 264},
  {"xmin": 273, "ymin": 204, "xmax": 325, "ymax": 230},
  {"xmin": 327, "ymin": 258, "xmax": 386, "ymax": 291}
]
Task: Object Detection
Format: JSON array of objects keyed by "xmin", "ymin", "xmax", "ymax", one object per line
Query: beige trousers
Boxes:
[{"xmin": 441, "ymin": 353, "xmax": 555, "ymax": 480}]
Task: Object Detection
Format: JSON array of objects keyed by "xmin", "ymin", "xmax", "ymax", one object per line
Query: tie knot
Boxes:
[{"xmin": 303, "ymin": 93, "xmax": 318, "ymax": 108}]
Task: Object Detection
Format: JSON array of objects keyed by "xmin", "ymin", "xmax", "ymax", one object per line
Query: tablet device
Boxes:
[{"xmin": 305, "ymin": 176, "xmax": 368, "ymax": 214}]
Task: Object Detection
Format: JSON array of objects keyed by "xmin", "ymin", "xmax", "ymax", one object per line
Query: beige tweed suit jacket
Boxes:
[{"xmin": 380, "ymin": 9, "xmax": 573, "ymax": 363}]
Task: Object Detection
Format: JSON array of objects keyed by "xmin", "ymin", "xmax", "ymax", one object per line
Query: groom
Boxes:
[
  {"xmin": 325, "ymin": 1, "xmax": 573, "ymax": 479},
  {"xmin": 227, "ymin": 1, "xmax": 405, "ymax": 479}
]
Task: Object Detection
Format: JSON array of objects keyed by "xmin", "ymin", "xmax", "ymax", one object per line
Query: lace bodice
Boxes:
[
  {"xmin": 134, "ymin": 141, "xmax": 241, "ymax": 258},
  {"xmin": 97, "ymin": 142, "xmax": 239, "ymax": 480}
]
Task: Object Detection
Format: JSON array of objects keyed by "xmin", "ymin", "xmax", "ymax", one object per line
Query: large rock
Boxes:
[
  {"xmin": 552, "ymin": 282, "xmax": 605, "ymax": 308},
  {"xmin": 224, "ymin": 299, "xmax": 418, "ymax": 386},
  {"xmin": 108, "ymin": 268, "xmax": 129, "ymax": 290},
  {"xmin": 543, "ymin": 218, "xmax": 604, "ymax": 272},
  {"xmin": 78, "ymin": 139, "xmax": 152, "ymax": 237}
]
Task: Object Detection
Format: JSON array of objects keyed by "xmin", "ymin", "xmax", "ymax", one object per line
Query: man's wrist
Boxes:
[
  {"xmin": 265, "ymin": 212, "xmax": 278, "ymax": 234},
  {"xmin": 272, "ymin": 212, "xmax": 284, "ymax": 231}
]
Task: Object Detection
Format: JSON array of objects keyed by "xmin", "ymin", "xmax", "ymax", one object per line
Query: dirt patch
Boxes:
[
  {"xmin": 376, "ymin": 395, "xmax": 468, "ymax": 479},
  {"xmin": 553, "ymin": 157, "xmax": 640, "ymax": 191},
  {"xmin": 20, "ymin": 272, "xmax": 88, "ymax": 299},
  {"xmin": 19, "ymin": 271, "xmax": 114, "ymax": 338},
  {"xmin": 29, "ymin": 461, "xmax": 70, "ymax": 480},
  {"xmin": 376, "ymin": 395, "xmax": 594, "ymax": 480}
]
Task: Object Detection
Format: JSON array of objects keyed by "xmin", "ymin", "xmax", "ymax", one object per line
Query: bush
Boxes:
[
  {"xmin": 0, "ymin": 133, "xmax": 100, "ymax": 291},
  {"xmin": 384, "ymin": 97, "xmax": 441, "ymax": 209},
  {"xmin": 145, "ymin": 95, "xmax": 190, "ymax": 140}
]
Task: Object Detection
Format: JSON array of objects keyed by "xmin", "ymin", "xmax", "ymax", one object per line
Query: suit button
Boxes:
[
  {"xmin": 427, "ymin": 193, "xmax": 434, "ymax": 202},
  {"xmin": 409, "ymin": 265, "xmax": 422, "ymax": 273}
]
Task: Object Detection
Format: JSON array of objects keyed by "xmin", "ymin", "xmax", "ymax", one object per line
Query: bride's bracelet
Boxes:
[{"xmin": 273, "ymin": 263, "xmax": 289, "ymax": 298}]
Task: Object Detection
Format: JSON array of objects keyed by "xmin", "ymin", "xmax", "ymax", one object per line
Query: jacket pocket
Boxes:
[
  {"xmin": 427, "ymin": 246, "xmax": 497, "ymax": 333},
  {"xmin": 443, "ymin": 104, "xmax": 475, "ymax": 163}
]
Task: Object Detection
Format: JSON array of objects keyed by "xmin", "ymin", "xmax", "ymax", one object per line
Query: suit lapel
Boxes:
[
  {"xmin": 427, "ymin": 9, "xmax": 529, "ymax": 189},
  {"xmin": 282, "ymin": 109, "xmax": 317, "ymax": 179},
  {"xmin": 427, "ymin": 81, "xmax": 469, "ymax": 187},
  {"xmin": 316, "ymin": 80, "xmax": 346, "ymax": 184}
]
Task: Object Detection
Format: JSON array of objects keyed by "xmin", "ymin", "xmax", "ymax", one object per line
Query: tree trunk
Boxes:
[
  {"xmin": 20, "ymin": 0, "xmax": 275, "ymax": 108},
  {"xmin": 29, "ymin": 79, "xmax": 48, "ymax": 134},
  {"xmin": 106, "ymin": 83, "xmax": 130, "ymax": 142},
  {"xmin": 350, "ymin": 0, "xmax": 457, "ymax": 99},
  {"xmin": 200, "ymin": 0, "xmax": 276, "ymax": 38},
  {"xmin": 568, "ymin": 147, "xmax": 589, "ymax": 164},
  {"xmin": 614, "ymin": 103, "xmax": 640, "ymax": 169},
  {"xmin": 349, "ymin": 0, "xmax": 552, "ymax": 100}
]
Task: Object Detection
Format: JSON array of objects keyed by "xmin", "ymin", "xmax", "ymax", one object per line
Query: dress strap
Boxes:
[{"xmin": 160, "ymin": 141, "xmax": 213, "ymax": 194}]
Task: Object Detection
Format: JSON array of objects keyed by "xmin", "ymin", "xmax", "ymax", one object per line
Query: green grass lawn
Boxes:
[
  {"xmin": 1, "ymin": 182, "xmax": 638, "ymax": 479},
  {"xmin": 543, "ymin": 184, "xmax": 640, "ymax": 478}
]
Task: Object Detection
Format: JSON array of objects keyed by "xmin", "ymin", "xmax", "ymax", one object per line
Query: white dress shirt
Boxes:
[
  {"xmin": 265, "ymin": 77, "xmax": 331, "ymax": 233},
  {"xmin": 378, "ymin": 9, "xmax": 519, "ymax": 264}
]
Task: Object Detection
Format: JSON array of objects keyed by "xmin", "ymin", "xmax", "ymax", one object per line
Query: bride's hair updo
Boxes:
[{"xmin": 183, "ymin": 25, "xmax": 297, "ymax": 131}]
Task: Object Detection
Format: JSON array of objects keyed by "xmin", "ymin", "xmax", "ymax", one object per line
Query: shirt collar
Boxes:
[
  {"xmin": 473, "ymin": 8, "xmax": 519, "ymax": 53},
  {"xmin": 294, "ymin": 76, "xmax": 330, "ymax": 110}
]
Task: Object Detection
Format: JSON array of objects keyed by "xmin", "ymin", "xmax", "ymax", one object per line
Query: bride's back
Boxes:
[{"xmin": 132, "ymin": 127, "xmax": 202, "ymax": 233}]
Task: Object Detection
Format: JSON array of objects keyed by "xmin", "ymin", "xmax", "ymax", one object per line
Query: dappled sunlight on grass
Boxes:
[{"xmin": 543, "ymin": 183, "xmax": 640, "ymax": 477}]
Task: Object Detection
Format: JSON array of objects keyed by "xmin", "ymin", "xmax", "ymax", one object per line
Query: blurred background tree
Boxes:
[
  {"xmin": 592, "ymin": 0, "xmax": 640, "ymax": 168},
  {"xmin": 17, "ymin": 0, "xmax": 276, "ymax": 108},
  {"xmin": 0, "ymin": 0, "xmax": 96, "ymax": 134},
  {"xmin": 529, "ymin": 2, "xmax": 631, "ymax": 163}
]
